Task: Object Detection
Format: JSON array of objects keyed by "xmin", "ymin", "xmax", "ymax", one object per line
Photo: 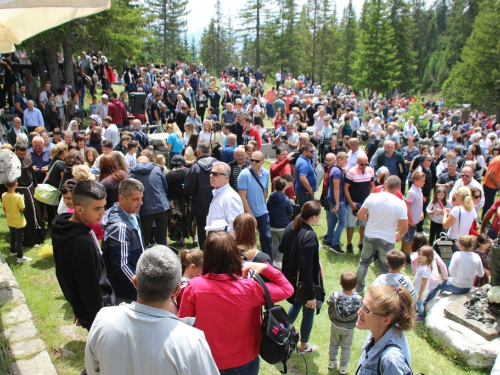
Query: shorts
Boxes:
[
  {"xmin": 404, "ymin": 226, "xmax": 417, "ymax": 242},
  {"xmin": 347, "ymin": 204, "xmax": 367, "ymax": 228}
]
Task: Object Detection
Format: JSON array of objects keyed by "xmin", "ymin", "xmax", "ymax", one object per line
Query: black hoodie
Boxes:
[{"xmin": 51, "ymin": 213, "xmax": 114, "ymax": 329}]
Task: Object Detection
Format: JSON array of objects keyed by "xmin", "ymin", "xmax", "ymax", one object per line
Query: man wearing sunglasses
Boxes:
[
  {"xmin": 207, "ymin": 162, "xmax": 243, "ymax": 236},
  {"xmin": 237, "ymin": 151, "xmax": 272, "ymax": 257},
  {"xmin": 450, "ymin": 165, "xmax": 484, "ymax": 210},
  {"xmin": 344, "ymin": 154, "xmax": 375, "ymax": 254}
]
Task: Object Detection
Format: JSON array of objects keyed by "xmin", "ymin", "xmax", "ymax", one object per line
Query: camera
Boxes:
[{"xmin": 281, "ymin": 133, "xmax": 288, "ymax": 140}]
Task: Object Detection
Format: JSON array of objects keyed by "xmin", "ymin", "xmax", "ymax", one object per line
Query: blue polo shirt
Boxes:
[
  {"xmin": 295, "ymin": 155, "xmax": 317, "ymax": 193},
  {"xmin": 29, "ymin": 149, "xmax": 51, "ymax": 183},
  {"xmin": 221, "ymin": 144, "xmax": 235, "ymax": 163},
  {"xmin": 237, "ymin": 167, "xmax": 269, "ymax": 218},
  {"xmin": 166, "ymin": 132, "xmax": 183, "ymax": 153}
]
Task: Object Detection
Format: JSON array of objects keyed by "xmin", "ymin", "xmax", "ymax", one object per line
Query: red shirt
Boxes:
[
  {"xmin": 373, "ymin": 184, "xmax": 404, "ymax": 200},
  {"xmin": 178, "ymin": 265, "xmax": 293, "ymax": 370},
  {"xmin": 270, "ymin": 158, "xmax": 295, "ymax": 198},
  {"xmin": 108, "ymin": 99, "xmax": 127, "ymax": 125},
  {"xmin": 488, "ymin": 197, "xmax": 500, "ymax": 234}
]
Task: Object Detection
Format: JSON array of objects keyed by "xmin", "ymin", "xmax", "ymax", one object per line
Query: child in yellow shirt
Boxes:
[{"xmin": 2, "ymin": 180, "xmax": 30, "ymax": 263}]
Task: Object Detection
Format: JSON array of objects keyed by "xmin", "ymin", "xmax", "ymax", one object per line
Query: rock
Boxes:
[
  {"xmin": 425, "ymin": 294, "xmax": 500, "ymax": 368},
  {"xmin": 0, "ymin": 288, "xmax": 25, "ymax": 306},
  {"xmin": 2, "ymin": 321, "xmax": 38, "ymax": 343},
  {"xmin": 9, "ymin": 339, "xmax": 46, "ymax": 358},
  {"xmin": 0, "ymin": 263, "xmax": 19, "ymax": 289},
  {"xmin": 489, "ymin": 238, "xmax": 500, "ymax": 286},
  {"xmin": 59, "ymin": 347, "xmax": 74, "ymax": 358},
  {"xmin": 11, "ymin": 351, "xmax": 57, "ymax": 375},
  {"xmin": 2, "ymin": 304, "xmax": 32, "ymax": 326}
]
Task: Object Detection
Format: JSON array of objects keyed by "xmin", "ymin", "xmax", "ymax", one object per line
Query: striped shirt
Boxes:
[{"xmin": 345, "ymin": 166, "xmax": 374, "ymax": 203}]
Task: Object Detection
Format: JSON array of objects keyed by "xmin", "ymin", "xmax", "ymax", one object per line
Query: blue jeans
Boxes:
[
  {"xmin": 219, "ymin": 356, "xmax": 259, "ymax": 375},
  {"xmin": 356, "ymin": 236, "xmax": 393, "ymax": 294},
  {"xmin": 327, "ymin": 201, "xmax": 347, "ymax": 246},
  {"xmin": 425, "ymin": 280, "xmax": 470, "ymax": 303},
  {"xmin": 288, "ymin": 303, "xmax": 315, "ymax": 343},
  {"xmin": 482, "ymin": 184, "xmax": 498, "ymax": 220},
  {"xmin": 256, "ymin": 213, "xmax": 272, "ymax": 258},
  {"xmin": 79, "ymin": 86, "xmax": 85, "ymax": 106},
  {"xmin": 296, "ymin": 191, "xmax": 313, "ymax": 207}
]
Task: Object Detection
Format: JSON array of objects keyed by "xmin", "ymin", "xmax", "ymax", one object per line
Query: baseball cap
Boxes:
[{"xmin": 101, "ymin": 94, "xmax": 109, "ymax": 99}]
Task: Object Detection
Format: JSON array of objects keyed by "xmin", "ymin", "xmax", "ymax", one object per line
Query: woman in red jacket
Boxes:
[{"xmin": 178, "ymin": 231, "xmax": 293, "ymax": 374}]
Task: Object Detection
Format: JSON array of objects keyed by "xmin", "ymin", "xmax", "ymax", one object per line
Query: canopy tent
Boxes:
[{"xmin": 0, "ymin": 0, "xmax": 111, "ymax": 53}]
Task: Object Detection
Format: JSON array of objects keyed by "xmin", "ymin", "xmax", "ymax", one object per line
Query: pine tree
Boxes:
[
  {"xmin": 389, "ymin": 0, "xmax": 417, "ymax": 93},
  {"xmin": 443, "ymin": 0, "xmax": 500, "ymax": 118},
  {"xmin": 238, "ymin": 0, "xmax": 266, "ymax": 69},
  {"xmin": 352, "ymin": 0, "xmax": 400, "ymax": 95},
  {"xmin": 146, "ymin": 0, "xmax": 189, "ymax": 65},
  {"xmin": 335, "ymin": 0, "xmax": 357, "ymax": 84}
]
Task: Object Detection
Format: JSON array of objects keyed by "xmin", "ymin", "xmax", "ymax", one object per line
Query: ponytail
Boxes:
[
  {"xmin": 292, "ymin": 214, "xmax": 303, "ymax": 231},
  {"xmin": 368, "ymin": 285, "xmax": 415, "ymax": 333},
  {"xmin": 456, "ymin": 186, "xmax": 474, "ymax": 212}
]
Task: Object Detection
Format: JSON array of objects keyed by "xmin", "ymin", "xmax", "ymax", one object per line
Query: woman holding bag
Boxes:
[{"xmin": 279, "ymin": 200, "xmax": 324, "ymax": 354}]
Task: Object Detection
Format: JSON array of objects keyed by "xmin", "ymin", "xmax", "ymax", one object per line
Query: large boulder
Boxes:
[{"xmin": 425, "ymin": 294, "xmax": 500, "ymax": 368}]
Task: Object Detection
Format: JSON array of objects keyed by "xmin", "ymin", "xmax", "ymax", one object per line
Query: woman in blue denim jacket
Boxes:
[{"xmin": 355, "ymin": 285, "xmax": 415, "ymax": 375}]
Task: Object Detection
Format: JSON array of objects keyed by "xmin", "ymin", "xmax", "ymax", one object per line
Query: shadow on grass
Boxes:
[
  {"xmin": 54, "ymin": 297, "xmax": 74, "ymax": 321},
  {"xmin": 30, "ymin": 257, "xmax": 55, "ymax": 270}
]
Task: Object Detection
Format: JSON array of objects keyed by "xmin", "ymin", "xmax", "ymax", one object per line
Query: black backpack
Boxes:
[{"xmin": 252, "ymin": 273, "xmax": 299, "ymax": 374}]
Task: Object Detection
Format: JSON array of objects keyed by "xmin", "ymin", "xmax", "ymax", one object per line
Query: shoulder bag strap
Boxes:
[
  {"xmin": 377, "ymin": 343, "xmax": 413, "ymax": 375},
  {"xmin": 295, "ymin": 230, "xmax": 311, "ymax": 286},
  {"xmin": 251, "ymin": 271, "xmax": 273, "ymax": 309},
  {"xmin": 249, "ymin": 168, "xmax": 265, "ymax": 194},
  {"xmin": 42, "ymin": 161, "xmax": 57, "ymax": 184}
]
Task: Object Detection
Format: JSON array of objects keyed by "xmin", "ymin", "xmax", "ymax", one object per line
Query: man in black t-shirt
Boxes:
[
  {"xmin": 436, "ymin": 159, "xmax": 461, "ymax": 195},
  {"xmin": 150, "ymin": 93, "xmax": 161, "ymax": 124}
]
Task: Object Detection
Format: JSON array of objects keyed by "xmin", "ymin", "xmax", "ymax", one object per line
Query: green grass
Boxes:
[{"xmin": 0, "ymin": 87, "xmax": 489, "ymax": 374}]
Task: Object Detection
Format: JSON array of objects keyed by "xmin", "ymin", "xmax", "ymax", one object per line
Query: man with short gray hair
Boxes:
[
  {"xmin": 85, "ymin": 245, "xmax": 218, "ymax": 375},
  {"xmin": 101, "ymin": 178, "xmax": 145, "ymax": 304},
  {"xmin": 206, "ymin": 162, "xmax": 243, "ymax": 235}
]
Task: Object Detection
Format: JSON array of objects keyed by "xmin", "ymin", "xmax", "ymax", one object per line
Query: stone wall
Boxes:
[{"xmin": 0, "ymin": 255, "xmax": 57, "ymax": 375}]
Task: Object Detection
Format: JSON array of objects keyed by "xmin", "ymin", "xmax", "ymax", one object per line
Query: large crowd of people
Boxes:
[{"xmin": 0, "ymin": 51, "xmax": 498, "ymax": 375}]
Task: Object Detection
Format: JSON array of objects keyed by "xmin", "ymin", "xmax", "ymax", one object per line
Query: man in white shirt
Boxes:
[
  {"xmin": 346, "ymin": 138, "xmax": 366, "ymax": 170},
  {"xmin": 275, "ymin": 71, "xmax": 282, "ymax": 90},
  {"xmin": 103, "ymin": 116, "xmax": 120, "ymax": 149},
  {"xmin": 450, "ymin": 165, "xmax": 484, "ymax": 210},
  {"xmin": 206, "ymin": 162, "xmax": 244, "ymax": 236},
  {"xmin": 96, "ymin": 94, "xmax": 109, "ymax": 121},
  {"xmin": 85, "ymin": 245, "xmax": 218, "ymax": 375},
  {"xmin": 355, "ymin": 176, "xmax": 408, "ymax": 294}
]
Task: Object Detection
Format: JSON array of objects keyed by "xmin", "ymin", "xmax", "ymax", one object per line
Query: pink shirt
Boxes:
[{"xmin": 178, "ymin": 265, "xmax": 293, "ymax": 370}]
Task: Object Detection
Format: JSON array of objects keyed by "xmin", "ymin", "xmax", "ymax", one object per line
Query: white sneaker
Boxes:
[
  {"xmin": 421, "ymin": 231, "xmax": 429, "ymax": 237},
  {"xmin": 298, "ymin": 342, "xmax": 317, "ymax": 354},
  {"xmin": 17, "ymin": 256, "xmax": 32, "ymax": 263},
  {"xmin": 193, "ymin": 235, "xmax": 198, "ymax": 244},
  {"xmin": 339, "ymin": 365, "xmax": 347, "ymax": 374},
  {"xmin": 272, "ymin": 260, "xmax": 282, "ymax": 269},
  {"xmin": 328, "ymin": 359, "xmax": 338, "ymax": 369},
  {"xmin": 9, "ymin": 252, "xmax": 17, "ymax": 257}
]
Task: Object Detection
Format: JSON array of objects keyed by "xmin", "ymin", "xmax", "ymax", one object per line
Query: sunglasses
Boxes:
[
  {"xmin": 463, "ymin": 174, "xmax": 471, "ymax": 178},
  {"xmin": 359, "ymin": 163, "xmax": 368, "ymax": 167},
  {"xmin": 474, "ymin": 195, "xmax": 481, "ymax": 199},
  {"xmin": 210, "ymin": 171, "xmax": 227, "ymax": 177},
  {"xmin": 250, "ymin": 159, "xmax": 262, "ymax": 163}
]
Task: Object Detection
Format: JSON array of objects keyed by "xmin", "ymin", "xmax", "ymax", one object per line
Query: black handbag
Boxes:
[
  {"xmin": 293, "ymin": 231, "xmax": 326, "ymax": 305},
  {"xmin": 252, "ymin": 272, "xmax": 299, "ymax": 374}
]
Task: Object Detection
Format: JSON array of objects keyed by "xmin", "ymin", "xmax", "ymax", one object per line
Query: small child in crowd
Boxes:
[
  {"xmin": 126, "ymin": 140, "xmax": 139, "ymax": 169},
  {"xmin": 413, "ymin": 246, "xmax": 434, "ymax": 321},
  {"xmin": 327, "ymin": 271, "xmax": 363, "ymax": 374},
  {"xmin": 173, "ymin": 249, "xmax": 203, "ymax": 313},
  {"xmin": 473, "ymin": 233, "xmax": 491, "ymax": 287},
  {"xmin": 2, "ymin": 180, "xmax": 30, "ymax": 263},
  {"xmin": 411, "ymin": 233, "xmax": 448, "ymax": 290},
  {"xmin": 89, "ymin": 96, "xmax": 98, "ymax": 115},
  {"xmin": 266, "ymin": 176, "xmax": 292, "ymax": 269},
  {"xmin": 427, "ymin": 186, "xmax": 452, "ymax": 244},
  {"xmin": 373, "ymin": 249, "xmax": 417, "ymax": 303},
  {"xmin": 402, "ymin": 171, "xmax": 425, "ymax": 256}
]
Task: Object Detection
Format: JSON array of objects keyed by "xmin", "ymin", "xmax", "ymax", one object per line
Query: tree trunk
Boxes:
[
  {"xmin": 256, "ymin": 0, "xmax": 261, "ymax": 70},
  {"xmin": 63, "ymin": 32, "xmax": 75, "ymax": 88},
  {"xmin": 35, "ymin": 47, "xmax": 46, "ymax": 84},
  {"xmin": 46, "ymin": 31, "xmax": 61, "ymax": 89}
]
